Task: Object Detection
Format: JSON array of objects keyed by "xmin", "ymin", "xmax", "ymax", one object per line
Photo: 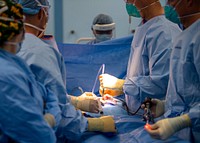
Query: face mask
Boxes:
[
  {"xmin": 164, "ymin": 5, "xmax": 181, "ymax": 25},
  {"xmin": 96, "ymin": 34, "xmax": 112, "ymax": 42},
  {"xmin": 126, "ymin": 3, "xmax": 141, "ymax": 18},
  {"xmin": 169, "ymin": 0, "xmax": 200, "ymax": 20}
]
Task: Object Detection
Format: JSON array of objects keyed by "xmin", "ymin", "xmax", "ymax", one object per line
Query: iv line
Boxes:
[{"xmin": 91, "ymin": 64, "xmax": 105, "ymax": 94}]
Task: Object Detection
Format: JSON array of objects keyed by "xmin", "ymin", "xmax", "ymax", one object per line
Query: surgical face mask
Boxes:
[
  {"xmin": 169, "ymin": 0, "xmax": 200, "ymax": 20},
  {"xmin": 164, "ymin": 5, "xmax": 180, "ymax": 25},
  {"xmin": 126, "ymin": 3, "xmax": 141, "ymax": 18},
  {"xmin": 95, "ymin": 34, "xmax": 112, "ymax": 43}
]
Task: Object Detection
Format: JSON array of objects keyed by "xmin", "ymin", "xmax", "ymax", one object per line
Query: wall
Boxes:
[{"xmin": 46, "ymin": 0, "xmax": 166, "ymax": 43}]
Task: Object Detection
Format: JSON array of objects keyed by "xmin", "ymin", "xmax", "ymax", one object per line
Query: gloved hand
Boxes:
[
  {"xmin": 80, "ymin": 92, "xmax": 97, "ymax": 97},
  {"xmin": 145, "ymin": 114, "xmax": 191, "ymax": 140},
  {"xmin": 100, "ymin": 94, "xmax": 117, "ymax": 105},
  {"xmin": 142, "ymin": 99, "xmax": 165, "ymax": 118},
  {"xmin": 70, "ymin": 92, "xmax": 101, "ymax": 113},
  {"xmin": 87, "ymin": 116, "xmax": 117, "ymax": 133},
  {"xmin": 44, "ymin": 113, "xmax": 56, "ymax": 128},
  {"xmin": 99, "ymin": 74, "xmax": 125, "ymax": 97}
]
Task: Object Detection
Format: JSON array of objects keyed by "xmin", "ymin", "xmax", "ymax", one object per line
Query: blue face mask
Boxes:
[
  {"xmin": 96, "ymin": 34, "xmax": 112, "ymax": 43},
  {"xmin": 126, "ymin": 3, "xmax": 141, "ymax": 18},
  {"xmin": 164, "ymin": 5, "xmax": 181, "ymax": 25}
]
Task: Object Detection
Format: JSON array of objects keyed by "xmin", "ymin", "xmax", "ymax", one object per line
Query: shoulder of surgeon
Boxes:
[
  {"xmin": 21, "ymin": 33, "xmax": 57, "ymax": 54},
  {"xmin": 0, "ymin": 49, "xmax": 34, "ymax": 84},
  {"xmin": 147, "ymin": 15, "xmax": 182, "ymax": 38}
]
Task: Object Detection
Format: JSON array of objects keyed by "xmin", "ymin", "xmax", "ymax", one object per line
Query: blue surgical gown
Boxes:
[
  {"xmin": 0, "ymin": 49, "xmax": 56, "ymax": 143},
  {"xmin": 164, "ymin": 19, "xmax": 200, "ymax": 142},
  {"xmin": 17, "ymin": 33, "xmax": 87, "ymax": 140},
  {"xmin": 124, "ymin": 15, "xmax": 182, "ymax": 112}
]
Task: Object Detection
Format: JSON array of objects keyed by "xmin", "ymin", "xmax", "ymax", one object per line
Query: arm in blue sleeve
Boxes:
[
  {"xmin": 56, "ymin": 103, "xmax": 88, "ymax": 140},
  {"xmin": 39, "ymin": 82, "xmax": 61, "ymax": 130},
  {"xmin": 188, "ymin": 39, "xmax": 200, "ymax": 141},
  {"xmin": 188, "ymin": 103, "xmax": 200, "ymax": 142},
  {"xmin": 0, "ymin": 80, "xmax": 56, "ymax": 143},
  {"xmin": 126, "ymin": 30, "xmax": 172, "ymax": 101},
  {"xmin": 26, "ymin": 48, "xmax": 68, "ymax": 104}
]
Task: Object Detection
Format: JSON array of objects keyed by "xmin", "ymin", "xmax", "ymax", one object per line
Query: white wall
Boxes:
[
  {"xmin": 46, "ymin": 0, "xmax": 166, "ymax": 43},
  {"xmin": 45, "ymin": 0, "xmax": 54, "ymax": 36},
  {"xmin": 62, "ymin": 0, "xmax": 140, "ymax": 43}
]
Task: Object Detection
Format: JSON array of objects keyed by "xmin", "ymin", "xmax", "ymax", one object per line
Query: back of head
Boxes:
[
  {"xmin": 15, "ymin": 0, "xmax": 50, "ymax": 15},
  {"xmin": 0, "ymin": 0, "xmax": 24, "ymax": 45}
]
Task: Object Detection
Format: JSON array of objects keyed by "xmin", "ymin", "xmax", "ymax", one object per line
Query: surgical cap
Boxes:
[
  {"xmin": 15, "ymin": 0, "xmax": 50, "ymax": 15},
  {"xmin": 93, "ymin": 14, "xmax": 114, "ymax": 25},
  {"xmin": 92, "ymin": 14, "xmax": 115, "ymax": 31},
  {"xmin": 0, "ymin": 0, "xmax": 24, "ymax": 45}
]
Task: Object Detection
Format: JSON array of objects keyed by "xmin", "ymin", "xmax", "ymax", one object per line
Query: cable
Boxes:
[
  {"xmin": 117, "ymin": 98, "xmax": 143, "ymax": 116},
  {"xmin": 70, "ymin": 86, "xmax": 84, "ymax": 95}
]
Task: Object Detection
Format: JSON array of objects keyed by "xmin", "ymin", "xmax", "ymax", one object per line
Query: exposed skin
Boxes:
[
  {"xmin": 1, "ymin": 29, "xmax": 25, "ymax": 54},
  {"xmin": 24, "ymin": 8, "xmax": 48, "ymax": 37},
  {"xmin": 126, "ymin": 0, "xmax": 164, "ymax": 21},
  {"xmin": 168, "ymin": 0, "xmax": 200, "ymax": 28},
  {"xmin": 135, "ymin": 0, "xmax": 164, "ymax": 21}
]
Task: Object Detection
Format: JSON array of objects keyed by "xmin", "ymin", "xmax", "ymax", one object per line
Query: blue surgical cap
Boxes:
[
  {"xmin": 92, "ymin": 14, "xmax": 113, "ymax": 25},
  {"xmin": 16, "ymin": 0, "xmax": 50, "ymax": 15}
]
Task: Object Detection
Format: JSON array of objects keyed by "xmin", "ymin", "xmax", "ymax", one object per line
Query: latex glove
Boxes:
[
  {"xmin": 44, "ymin": 113, "xmax": 56, "ymax": 128},
  {"xmin": 87, "ymin": 116, "xmax": 117, "ymax": 133},
  {"xmin": 142, "ymin": 99, "xmax": 165, "ymax": 118},
  {"xmin": 80, "ymin": 92, "xmax": 97, "ymax": 97},
  {"xmin": 100, "ymin": 94, "xmax": 117, "ymax": 105},
  {"xmin": 145, "ymin": 114, "xmax": 191, "ymax": 140},
  {"xmin": 70, "ymin": 92, "xmax": 101, "ymax": 113},
  {"xmin": 99, "ymin": 74, "xmax": 125, "ymax": 97}
]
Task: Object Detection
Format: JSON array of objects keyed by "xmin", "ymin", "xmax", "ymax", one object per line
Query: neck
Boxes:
[
  {"xmin": 180, "ymin": 14, "xmax": 200, "ymax": 28},
  {"xmin": 2, "ymin": 43, "xmax": 16, "ymax": 54},
  {"xmin": 25, "ymin": 25, "xmax": 40, "ymax": 36},
  {"xmin": 142, "ymin": 2, "xmax": 164, "ymax": 21}
]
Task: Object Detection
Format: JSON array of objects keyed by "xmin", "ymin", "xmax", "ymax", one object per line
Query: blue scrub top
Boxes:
[
  {"xmin": 17, "ymin": 33, "xmax": 88, "ymax": 140},
  {"xmin": 165, "ymin": 19, "xmax": 200, "ymax": 142},
  {"xmin": 0, "ymin": 49, "xmax": 56, "ymax": 143},
  {"xmin": 124, "ymin": 15, "xmax": 182, "ymax": 112}
]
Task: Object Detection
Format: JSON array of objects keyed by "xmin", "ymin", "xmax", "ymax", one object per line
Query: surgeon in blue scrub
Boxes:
[
  {"xmin": 0, "ymin": 0, "xmax": 56, "ymax": 142},
  {"xmin": 99, "ymin": 0, "xmax": 182, "ymax": 112},
  {"xmin": 16, "ymin": 0, "xmax": 101, "ymax": 114},
  {"xmin": 144, "ymin": 0, "xmax": 200, "ymax": 142},
  {"xmin": 88, "ymin": 13, "xmax": 116, "ymax": 44},
  {"xmin": 16, "ymin": 0, "xmax": 116, "ymax": 141}
]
